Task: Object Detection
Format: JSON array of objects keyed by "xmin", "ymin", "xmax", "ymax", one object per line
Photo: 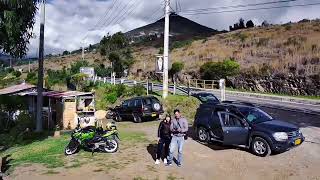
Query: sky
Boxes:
[{"xmin": 27, "ymin": 0, "xmax": 320, "ymax": 57}]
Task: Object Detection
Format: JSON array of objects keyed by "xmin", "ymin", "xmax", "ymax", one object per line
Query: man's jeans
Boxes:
[{"xmin": 167, "ymin": 136, "xmax": 185, "ymax": 165}]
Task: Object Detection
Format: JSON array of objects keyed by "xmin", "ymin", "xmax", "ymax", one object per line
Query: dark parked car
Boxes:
[
  {"xmin": 112, "ymin": 96, "xmax": 164, "ymax": 123},
  {"xmin": 193, "ymin": 101, "xmax": 304, "ymax": 156},
  {"xmin": 192, "ymin": 92, "xmax": 220, "ymax": 104}
]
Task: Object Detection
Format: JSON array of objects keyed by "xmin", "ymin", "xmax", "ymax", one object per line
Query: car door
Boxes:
[
  {"xmin": 218, "ymin": 112, "xmax": 249, "ymax": 146},
  {"xmin": 209, "ymin": 111, "xmax": 224, "ymax": 141},
  {"xmin": 119, "ymin": 100, "xmax": 129, "ymax": 118}
]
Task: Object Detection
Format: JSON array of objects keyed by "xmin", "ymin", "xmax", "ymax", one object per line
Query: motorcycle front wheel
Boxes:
[
  {"xmin": 65, "ymin": 140, "xmax": 79, "ymax": 156},
  {"xmin": 103, "ymin": 139, "xmax": 119, "ymax": 153}
]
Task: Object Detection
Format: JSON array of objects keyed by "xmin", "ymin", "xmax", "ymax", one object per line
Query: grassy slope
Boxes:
[{"xmin": 16, "ymin": 21, "xmax": 320, "ymax": 77}]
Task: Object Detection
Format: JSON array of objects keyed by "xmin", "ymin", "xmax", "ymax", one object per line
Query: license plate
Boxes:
[
  {"xmin": 151, "ymin": 113, "xmax": 157, "ymax": 117},
  {"xmin": 294, "ymin": 139, "xmax": 301, "ymax": 145}
]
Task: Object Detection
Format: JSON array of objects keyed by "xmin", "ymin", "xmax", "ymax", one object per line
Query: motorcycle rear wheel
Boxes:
[{"xmin": 103, "ymin": 139, "xmax": 119, "ymax": 153}]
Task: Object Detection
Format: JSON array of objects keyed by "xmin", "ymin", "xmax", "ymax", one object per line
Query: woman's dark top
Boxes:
[{"xmin": 157, "ymin": 121, "xmax": 171, "ymax": 140}]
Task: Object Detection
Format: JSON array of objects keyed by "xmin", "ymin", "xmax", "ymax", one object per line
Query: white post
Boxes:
[
  {"xmin": 104, "ymin": 77, "xmax": 106, "ymax": 83},
  {"xmin": 113, "ymin": 73, "xmax": 116, "ymax": 85},
  {"xmin": 219, "ymin": 79, "xmax": 226, "ymax": 101},
  {"xmin": 162, "ymin": 0, "xmax": 170, "ymax": 99},
  {"xmin": 82, "ymin": 40, "xmax": 85, "ymax": 60},
  {"xmin": 173, "ymin": 80, "xmax": 176, "ymax": 95}
]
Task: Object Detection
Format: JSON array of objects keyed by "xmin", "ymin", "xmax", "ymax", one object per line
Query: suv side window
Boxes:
[
  {"xmin": 218, "ymin": 112, "xmax": 244, "ymax": 127},
  {"xmin": 123, "ymin": 100, "xmax": 128, "ymax": 107},
  {"xmin": 128, "ymin": 100, "xmax": 134, "ymax": 107},
  {"xmin": 144, "ymin": 98, "xmax": 152, "ymax": 105},
  {"xmin": 135, "ymin": 99, "xmax": 142, "ymax": 107}
]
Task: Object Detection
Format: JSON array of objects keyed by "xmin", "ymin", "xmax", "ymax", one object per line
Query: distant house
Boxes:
[{"xmin": 80, "ymin": 67, "xmax": 95, "ymax": 78}]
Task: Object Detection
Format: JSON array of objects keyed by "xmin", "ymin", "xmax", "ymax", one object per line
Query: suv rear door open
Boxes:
[{"xmin": 218, "ymin": 112, "xmax": 249, "ymax": 146}]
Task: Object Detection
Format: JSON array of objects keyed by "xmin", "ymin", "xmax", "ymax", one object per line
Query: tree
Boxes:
[
  {"xmin": 0, "ymin": 0, "xmax": 38, "ymax": 58},
  {"xmin": 100, "ymin": 32, "xmax": 134, "ymax": 77},
  {"xmin": 200, "ymin": 59, "xmax": 240, "ymax": 80},
  {"xmin": 239, "ymin": 18, "xmax": 245, "ymax": 29},
  {"xmin": 70, "ymin": 73, "xmax": 89, "ymax": 91},
  {"xmin": 246, "ymin": 20, "xmax": 255, "ymax": 28},
  {"xmin": 62, "ymin": 50, "xmax": 70, "ymax": 56},
  {"xmin": 169, "ymin": 62, "xmax": 184, "ymax": 82},
  {"xmin": 262, "ymin": 20, "xmax": 270, "ymax": 27}
]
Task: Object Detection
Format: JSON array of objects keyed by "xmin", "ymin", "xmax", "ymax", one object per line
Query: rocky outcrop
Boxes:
[{"xmin": 227, "ymin": 74, "xmax": 320, "ymax": 96}]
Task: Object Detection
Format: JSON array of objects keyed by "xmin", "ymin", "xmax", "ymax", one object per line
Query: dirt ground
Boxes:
[{"xmin": 5, "ymin": 109, "xmax": 320, "ymax": 180}]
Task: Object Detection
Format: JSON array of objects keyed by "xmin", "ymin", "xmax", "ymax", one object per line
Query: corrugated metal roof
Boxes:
[
  {"xmin": 0, "ymin": 83, "xmax": 36, "ymax": 95},
  {"xmin": 25, "ymin": 91, "xmax": 93, "ymax": 98}
]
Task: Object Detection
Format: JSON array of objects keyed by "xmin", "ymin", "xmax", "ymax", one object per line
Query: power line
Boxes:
[
  {"xmin": 100, "ymin": 0, "xmax": 138, "ymax": 32},
  {"xmin": 82, "ymin": 0, "xmax": 119, "ymax": 40},
  {"xmin": 182, "ymin": 0, "xmax": 301, "ymax": 12},
  {"xmin": 180, "ymin": 2, "xmax": 320, "ymax": 15}
]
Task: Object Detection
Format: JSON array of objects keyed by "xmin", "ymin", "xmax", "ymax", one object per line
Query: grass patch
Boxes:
[
  {"xmin": 1, "ymin": 135, "xmax": 69, "ymax": 169},
  {"xmin": 133, "ymin": 177, "xmax": 148, "ymax": 180},
  {"xmin": 119, "ymin": 130, "xmax": 148, "ymax": 143}
]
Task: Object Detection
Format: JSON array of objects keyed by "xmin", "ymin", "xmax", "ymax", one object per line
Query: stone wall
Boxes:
[{"xmin": 227, "ymin": 74, "xmax": 320, "ymax": 96}]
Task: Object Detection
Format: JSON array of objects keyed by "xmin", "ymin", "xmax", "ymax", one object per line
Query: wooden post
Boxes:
[{"xmin": 203, "ymin": 80, "xmax": 206, "ymax": 89}]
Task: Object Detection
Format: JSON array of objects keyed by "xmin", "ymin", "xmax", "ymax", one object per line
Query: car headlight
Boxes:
[{"xmin": 273, "ymin": 132, "xmax": 288, "ymax": 141}]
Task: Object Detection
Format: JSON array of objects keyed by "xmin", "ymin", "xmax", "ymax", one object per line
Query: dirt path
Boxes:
[{"xmin": 6, "ymin": 119, "xmax": 320, "ymax": 180}]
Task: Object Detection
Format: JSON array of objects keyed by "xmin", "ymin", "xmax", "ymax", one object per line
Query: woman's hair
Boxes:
[{"xmin": 164, "ymin": 114, "xmax": 171, "ymax": 121}]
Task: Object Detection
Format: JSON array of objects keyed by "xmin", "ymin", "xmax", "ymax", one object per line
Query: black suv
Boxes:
[
  {"xmin": 193, "ymin": 101, "xmax": 304, "ymax": 156},
  {"xmin": 112, "ymin": 96, "xmax": 164, "ymax": 123}
]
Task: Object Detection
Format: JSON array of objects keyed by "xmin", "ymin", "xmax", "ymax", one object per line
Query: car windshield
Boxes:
[
  {"xmin": 197, "ymin": 94, "xmax": 219, "ymax": 103},
  {"xmin": 238, "ymin": 107, "xmax": 273, "ymax": 124}
]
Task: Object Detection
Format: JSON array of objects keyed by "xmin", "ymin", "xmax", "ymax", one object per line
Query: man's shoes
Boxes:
[
  {"xmin": 163, "ymin": 158, "xmax": 167, "ymax": 164},
  {"xmin": 177, "ymin": 163, "xmax": 182, "ymax": 167},
  {"xmin": 165, "ymin": 162, "xmax": 172, "ymax": 166},
  {"xmin": 155, "ymin": 159, "xmax": 160, "ymax": 165}
]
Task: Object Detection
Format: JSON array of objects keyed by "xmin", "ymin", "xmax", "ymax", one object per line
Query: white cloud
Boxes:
[{"xmin": 27, "ymin": 0, "xmax": 320, "ymax": 57}]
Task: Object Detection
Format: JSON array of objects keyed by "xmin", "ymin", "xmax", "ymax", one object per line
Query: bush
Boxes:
[
  {"xmin": 104, "ymin": 92, "xmax": 117, "ymax": 104},
  {"xmin": 13, "ymin": 70, "xmax": 22, "ymax": 77},
  {"xmin": 171, "ymin": 40, "xmax": 192, "ymax": 51},
  {"xmin": 200, "ymin": 59, "xmax": 240, "ymax": 79},
  {"xmin": 26, "ymin": 72, "xmax": 37, "ymax": 85},
  {"xmin": 129, "ymin": 84, "xmax": 146, "ymax": 96}
]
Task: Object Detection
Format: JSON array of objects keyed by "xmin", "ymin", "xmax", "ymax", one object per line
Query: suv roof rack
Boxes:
[{"xmin": 221, "ymin": 101, "xmax": 255, "ymax": 107}]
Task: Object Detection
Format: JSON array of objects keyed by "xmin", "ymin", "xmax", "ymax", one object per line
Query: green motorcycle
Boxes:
[{"xmin": 65, "ymin": 122, "xmax": 119, "ymax": 155}]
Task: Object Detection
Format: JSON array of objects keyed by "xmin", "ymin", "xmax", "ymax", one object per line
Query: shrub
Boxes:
[
  {"xmin": 104, "ymin": 92, "xmax": 117, "ymax": 104},
  {"xmin": 171, "ymin": 40, "xmax": 192, "ymax": 51},
  {"xmin": 200, "ymin": 59, "xmax": 240, "ymax": 79},
  {"xmin": 12, "ymin": 70, "xmax": 22, "ymax": 77},
  {"xmin": 170, "ymin": 62, "xmax": 184, "ymax": 75},
  {"xmin": 129, "ymin": 84, "xmax": 146, "ymax": 96},
  {"xmin": 26, "ymin": 72, "xmax": 37, "ymax": 85}
]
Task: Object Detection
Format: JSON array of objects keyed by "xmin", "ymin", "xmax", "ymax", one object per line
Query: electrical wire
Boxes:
[{"xmin": 180, "ymin": 2, "xmax": 320, "ymax": 16}]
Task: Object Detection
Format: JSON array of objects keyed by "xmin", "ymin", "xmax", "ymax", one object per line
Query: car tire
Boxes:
[
  {"xmin": 133, "ymin": 113, "xmax": 142, "ymax": 123},
  {"xmin": 251, "ymin": 137, "xmax": 271, "ymax": 157},
  {"xmin": 114, "ymin": 113, "xmax": 122, "ymax": 122},
  {"xmin": 197, "ymin": 127, "xmax": 210, "ymax": 143}
]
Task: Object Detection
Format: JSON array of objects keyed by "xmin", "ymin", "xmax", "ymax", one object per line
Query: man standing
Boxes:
[{"xmin": 166, "ymin": 109, "xmax": 188, "ymax": 167}]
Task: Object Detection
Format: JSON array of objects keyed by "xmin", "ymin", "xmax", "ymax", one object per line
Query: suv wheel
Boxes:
[
  {"xmin": 197, "ymin": 127, "xmax": 209, "ymax": 142},
  {"xmin": 251, "ymin": 137, "xmax": 271, "ymax": 157},
  {"xmin": 133, "ymin": 113, "xmax": 142, "ymax": 123},
  {"xmin": 114, "ymin": 113, "xmax": 122, "ymax": 122}
]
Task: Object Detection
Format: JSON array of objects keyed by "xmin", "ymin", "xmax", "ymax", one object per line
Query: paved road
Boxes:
[{"xmin": 92, "ymin": 77, "xmax": 320, "ymax": 115}]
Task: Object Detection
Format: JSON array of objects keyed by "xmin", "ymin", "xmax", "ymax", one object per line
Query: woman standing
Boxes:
[{"xmin": 155, "ymin": 115, "xmax": 171, "ymax": 165}]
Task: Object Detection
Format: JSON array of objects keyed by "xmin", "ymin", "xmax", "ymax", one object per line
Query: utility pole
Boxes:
[
  {"xmin": 82, "ymin": 41, "xmax": 85, "ymax": 60},
  {"xmin": 36, "ymin": 0, "xmax": 45, "ymax": 132},
  {"xmin": 163, "ymin": 0, "xmax": 170, "ymax": 99}
]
